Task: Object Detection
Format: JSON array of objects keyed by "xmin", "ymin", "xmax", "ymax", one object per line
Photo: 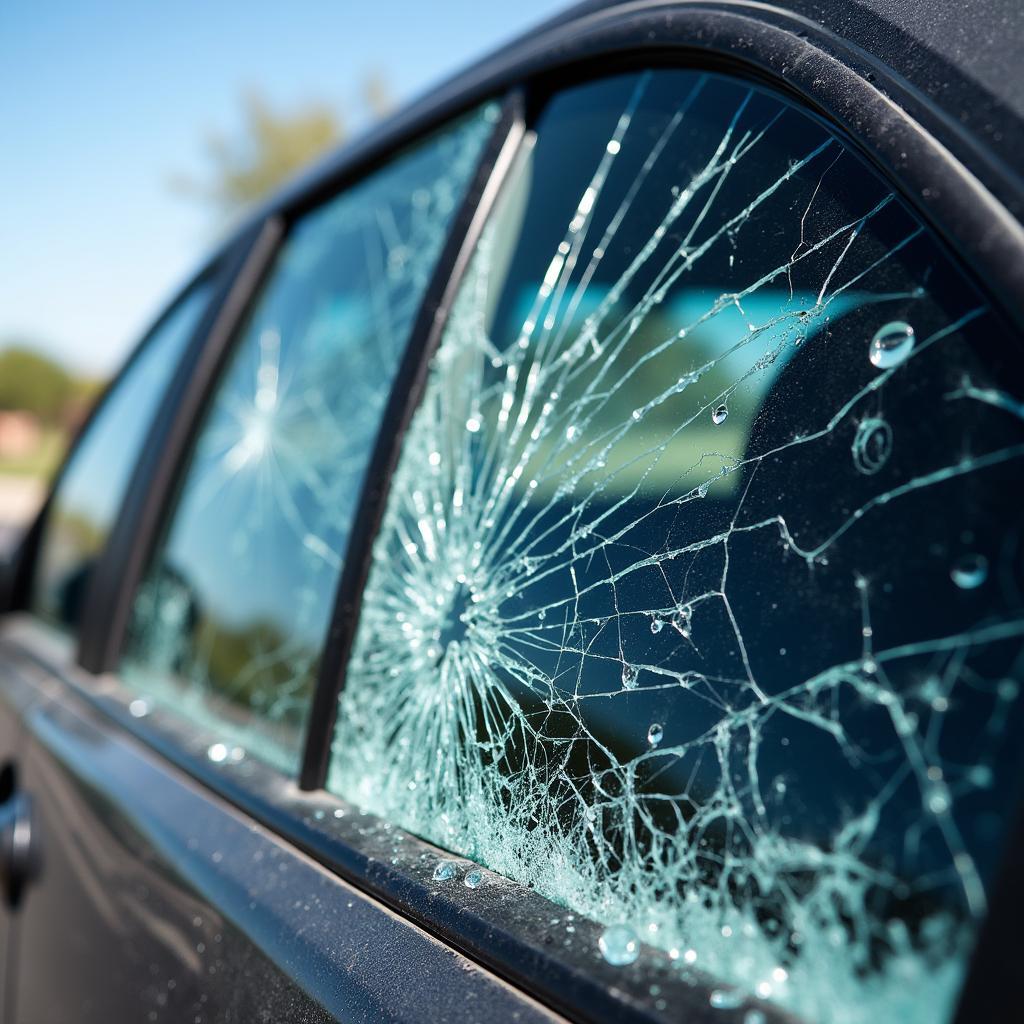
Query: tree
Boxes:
[
  {"xmin": 0, "ymin": 345, "xmax": 74, "ymax": 424},
  {"xmin": 172, "ymin": 77, "xmax": 394, "ymax": 221}
]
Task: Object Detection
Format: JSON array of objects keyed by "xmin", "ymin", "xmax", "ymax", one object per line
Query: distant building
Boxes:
[{"xmin": 0, "ymin": 410, "xmax": 42, "ymax": 458}]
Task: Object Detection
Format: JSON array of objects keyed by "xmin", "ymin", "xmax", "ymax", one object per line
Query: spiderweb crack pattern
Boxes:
[{"xmin": 123, "ymin": 109, "xmax": 497, "ymax": 771}]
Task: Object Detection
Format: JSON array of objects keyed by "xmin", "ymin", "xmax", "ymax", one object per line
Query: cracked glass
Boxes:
[
  {"xmin": 32, "ymin": 279, "xmax": 213, "ymax": 633},
  {"xmin": 329, "ymin": 71, "xmax": 1024, "ymax": 1023},
  {"xmin": 120, "ymin": 106, "xmax": 496, "ymax": 773}
]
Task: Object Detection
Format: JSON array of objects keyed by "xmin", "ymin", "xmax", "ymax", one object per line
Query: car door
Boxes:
[
  {"xmin": 0, "ymin": 262, "xmax": 220, "ymax": 1021},
  {"xmin": 0, "ymin": 638, "xmax": 553, "ymax": 1024},
  {"xmin": 0, "ymin": 660, "xmax": 29, "ymax": 1016},
  {"xmin": 0, "ymin": 102, "xmax": 557, "ymax": 1024}
]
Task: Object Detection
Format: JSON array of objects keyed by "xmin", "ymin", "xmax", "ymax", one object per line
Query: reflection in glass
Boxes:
[{"xmin": 32, "ymin": 281, "xmax": 213, "ymax": 632}]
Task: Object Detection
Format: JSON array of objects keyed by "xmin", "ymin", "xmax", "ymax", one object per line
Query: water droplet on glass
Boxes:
[
  {"xmin": 647, "ymin": 723, "xmax": 664, "ymax": 748},
  {"xmin": 621, "ymin": 664, "xmax": 640, "ymax": 690},
  {"xmin": 868, "ymin": 321, "xmax": 915, "ymax": 369},
  {"xmin": 926, "ymin": 784, "xmax": 950, "ymax": 815},
  {"xmin": 711, "ymin": 404, "xmax": 729, "ymax": 425},
  {"xmin": 432, "ymin": 860, "xmax": 457, "ymax": 882},
  {"xmin": 464, "ymin": 868, "xmax": 484, "ymax": 889},
  {"xmin": 598, "ymin": 924, "xmax": 639, "ymax": 966},
  {"xmin": 998, "ymin": 678, "xmax": 1019, "ymax": 701},
  {"xmin": 950, "ymin": 553, "xmax": 987, "ymax": 589},
  {"xmin": 709, "ymin": 988, "xmax": 744, "ymax": 1009},
  {"xmin": 207, "ymin": 743, "xmax": 229, "ymax": 763}
]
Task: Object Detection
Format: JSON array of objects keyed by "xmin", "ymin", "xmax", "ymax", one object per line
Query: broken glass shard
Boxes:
[
  {"xmin": 433, "ymin": 859, "xmax": 458, "ymax": 882},
  {"xmin": 599, "ymin": 925, "xmax": 641, "ymax": 966}
]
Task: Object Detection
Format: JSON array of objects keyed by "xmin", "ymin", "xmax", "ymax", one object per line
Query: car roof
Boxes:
[
  {"xmin": 258, "ymin": 0, "xmax": 1021, "ymax": 225},
  {"xmin": 204, "ymin": 0, "xmax": 1021, "ymax": 332},
  {"xmin": 574, "ymin": 0, "xmax": 1024, "ymax": 139}
]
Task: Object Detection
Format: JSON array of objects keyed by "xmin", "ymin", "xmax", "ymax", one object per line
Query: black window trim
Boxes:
[
  {"xmin": 3, "ymin": 5, "xmax": 1022, "ymax": 1024},
  {"xmin": 298, "ymin": 90, "xmax": 527, "ymax": 788}
]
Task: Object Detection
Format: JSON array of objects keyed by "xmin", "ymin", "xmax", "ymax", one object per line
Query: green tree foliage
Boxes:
[
  {"xmin": 0, "ymin": 345, "xmax": 74, "ymax": 424},
  {"xmin": 173, "ymin": 78, "xmax": 394, "ymax": 219}
]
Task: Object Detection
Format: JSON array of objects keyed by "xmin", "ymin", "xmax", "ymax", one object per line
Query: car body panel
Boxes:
[
  {"xmin": 0, "ymin": 694, "xmax": 25, "ymax": 1017},
  {"xmin": 0, "ymin": 626, "xmax": 558, "ymax": 1024}
]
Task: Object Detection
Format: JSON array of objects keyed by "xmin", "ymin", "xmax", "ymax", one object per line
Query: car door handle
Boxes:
[{"xmin": 0, "ymin": 791, "xmax": 39, "ymax": 908}]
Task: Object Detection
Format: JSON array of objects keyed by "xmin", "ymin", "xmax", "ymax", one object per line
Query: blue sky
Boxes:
[{"xmin": 0, "ymin": 0, "xmax": 566, "ymax": 376}]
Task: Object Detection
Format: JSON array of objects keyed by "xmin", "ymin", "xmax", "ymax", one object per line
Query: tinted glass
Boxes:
[
  {"xmin": 331, "ymin": 71, "xmax": 1024, "ymax": 1023},
  {"xmin": 121, "ymin": 108, "xmax": 496, "ymax": 773},
  {"xmin": 32, "ymin": 282, "xmax": 212, "ymax": 631}
]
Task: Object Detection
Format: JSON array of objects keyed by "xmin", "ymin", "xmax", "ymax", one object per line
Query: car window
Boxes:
[
  {"xmin": 31, "ymin": 281, "xmax": 213, "ymax": 633},
  {"xmin": 329, "ymin": 70, "xmax": 1024, "ymax": 1024},
  {"xmin": 120, "ymin": 107, "xmax": 497, "ymax": 774}
]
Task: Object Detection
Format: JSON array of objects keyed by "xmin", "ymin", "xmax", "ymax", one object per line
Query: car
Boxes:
[{"xmin": 1, "ymin": 1, "xmax": 1022, "ymax": 1021}]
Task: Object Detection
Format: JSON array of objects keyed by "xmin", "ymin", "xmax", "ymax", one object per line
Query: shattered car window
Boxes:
[
  {"xmin": 330, "ymin": 71, "xmax": 1024, "ymax": 1023},
  {"xmin": 120, "ymin": 107, "xmax": 496, "ymax": 772},
  {"xmin": 32, "ymin": 279, "xmax": 212, "ymax": 633}
]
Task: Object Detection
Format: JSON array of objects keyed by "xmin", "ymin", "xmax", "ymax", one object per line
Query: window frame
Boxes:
[
  {"xmin": 104, "ymin": 105, "xmax": 517, "ymax": 777},
  {"xmin": 2, "ymin": 249, "xmax": 230, "ymax": 623},
  {"xmin": 4, "ymin": 7, "xmax": 1020, "ymax": 1024},
  {"xmin": 75, "ymin": 216, "xmax": 285, "ymax": 673}
]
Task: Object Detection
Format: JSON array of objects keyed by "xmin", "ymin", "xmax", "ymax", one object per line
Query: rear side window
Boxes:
[
  {"xmin": 31, "ymin": 282, "xmax": 212, "ymax": 632},
  {"xmin": 120, "ymin": 108, "xmax": 496, "ymax": 773},
  {"xmin": 330, "ymin": 71, "xmax": 1024, "ymax": 1023}
]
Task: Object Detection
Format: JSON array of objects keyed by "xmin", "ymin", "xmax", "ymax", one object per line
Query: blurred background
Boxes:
[{"xmin": 0, "ymin": 0, "xmax": 565, "ymax": 537}]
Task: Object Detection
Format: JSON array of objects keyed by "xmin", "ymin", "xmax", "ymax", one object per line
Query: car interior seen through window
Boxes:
[
  {"xmin": 329, "ymin": 70, "xmax": 1024, "ymax": 1024},
  {"xmin": 119, "ymin": 107, "xmax": 497, "ymax": 773}
]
